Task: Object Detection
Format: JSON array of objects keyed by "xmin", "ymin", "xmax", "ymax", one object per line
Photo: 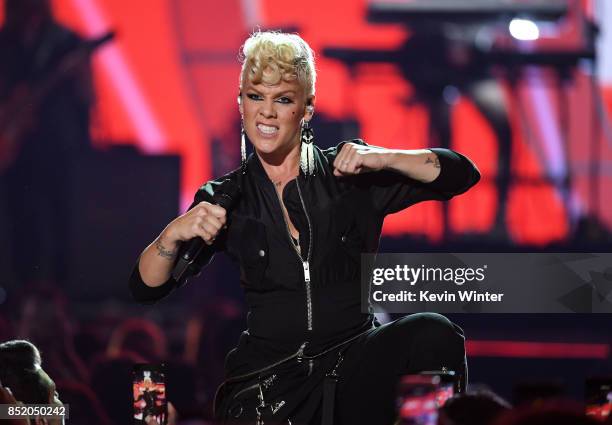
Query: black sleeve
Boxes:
[
  {"xmin": 129, "ymin": 182, "xmax": 227, "ymax": 305},
  {"xmin": 328, "ymin": 139, "xmax": 481, "ymax": 216}
]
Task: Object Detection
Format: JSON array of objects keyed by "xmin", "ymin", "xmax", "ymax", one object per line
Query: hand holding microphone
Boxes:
[
  {"xmin": 164, "ymin": 201, "xmax": 227, "ymax": 247},
  {"xmin": 169, "ymin": 179, "xmax": 240, "ymax": 282}
]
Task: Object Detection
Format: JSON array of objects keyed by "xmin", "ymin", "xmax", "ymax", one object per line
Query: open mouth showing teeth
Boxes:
[{"xmin": 257, "ymin": 124, "xmax": 279, "ymax": 135}]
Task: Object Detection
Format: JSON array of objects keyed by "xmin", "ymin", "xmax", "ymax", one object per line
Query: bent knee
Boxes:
[
  {"xmin": 405, "ymin": 312, "xmax": 463, "ymax": 339},
  {"xmin": 403, "ymin": 313, "xmax": 466, "ymax": 375}
]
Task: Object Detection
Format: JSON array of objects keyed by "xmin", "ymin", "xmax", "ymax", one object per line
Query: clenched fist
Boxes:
[
  {"xmin": 163, "ymin": 201, "xmax": 227, "ymax": 248},
  {"xmin": 333, "ymin": 142, "xmax": 390, "ymax": 177},
  {"xmin": 139, "ymin": 201, "xmax": 228, "ymax": 286}
]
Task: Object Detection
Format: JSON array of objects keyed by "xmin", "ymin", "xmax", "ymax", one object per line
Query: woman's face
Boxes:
[{"xmin": 240, "ymin": 76, "xmax": 314, "ymax": 162}]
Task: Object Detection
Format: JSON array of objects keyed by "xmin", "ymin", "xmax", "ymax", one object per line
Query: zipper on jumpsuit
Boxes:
[{"xmin": 273, "ymin": 177, "xmax": 314, "ymax": 375}]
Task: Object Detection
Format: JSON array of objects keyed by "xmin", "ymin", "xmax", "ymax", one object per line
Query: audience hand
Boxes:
[
  {"xmin": 144, "ymin": 402, "xmax": 177, "ymax": 425},
  {"xmin": 0, "ymin": 386, "xmax": 31, "ymax": 425}
]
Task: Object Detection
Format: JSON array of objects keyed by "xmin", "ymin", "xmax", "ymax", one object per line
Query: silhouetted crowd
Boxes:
[
  {"xmin": 0, "ymin": 284, "xmax": 610, "ymax": 425},
  {"xmin": 0, "ymin": 283, "xmax": 244, "ymax": 424}
]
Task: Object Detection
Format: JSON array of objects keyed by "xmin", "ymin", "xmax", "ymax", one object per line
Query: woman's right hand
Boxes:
[
  {"xmin": 137, "ymin": 201, "xmax": 227, "ymax": 287},
  {"xmin": 164, "ymin": 201, "xmax": 227, "ymax": 247}
]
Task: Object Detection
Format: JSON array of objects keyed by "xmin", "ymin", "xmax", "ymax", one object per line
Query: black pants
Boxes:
[
  {"xmin": 218, "ymin": 313, "xmax": 466, "ymax": 425},
  {"xmin": 332, "ymin": 312, "xmax": 466, "ymax": 425}
]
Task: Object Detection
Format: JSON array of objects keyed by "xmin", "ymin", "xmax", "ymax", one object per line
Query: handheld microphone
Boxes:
[{"xmin": 172, "ymin": 179, "xmax": 240, "ymax": 282}]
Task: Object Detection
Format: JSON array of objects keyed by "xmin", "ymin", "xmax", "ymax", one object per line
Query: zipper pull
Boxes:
[
  {"xmin": 256, "ymin": 383, "xmax": 265, "ymax": 425},
  {"xmin": 303, "ymin": 261, "xmax": 311, "ymax": 282},
  {"xmin": 296, "ymin": 342, "xmax": 308, "ymax": 362}
]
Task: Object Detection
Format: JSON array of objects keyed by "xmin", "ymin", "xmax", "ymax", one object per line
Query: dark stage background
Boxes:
[{"xmin": 1, "ymin": 0, "xmax": 611, "ymax": 423}]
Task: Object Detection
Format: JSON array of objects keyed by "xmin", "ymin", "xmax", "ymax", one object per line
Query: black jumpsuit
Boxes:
[{"xmin": 130, "ymin": 139, "xmax": 481, "ymax": 425}]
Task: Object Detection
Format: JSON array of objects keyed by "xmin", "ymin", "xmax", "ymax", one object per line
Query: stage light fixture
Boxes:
[{"xmin": 509, "ymin": 18, "xmax": 540, "ymax": 41}]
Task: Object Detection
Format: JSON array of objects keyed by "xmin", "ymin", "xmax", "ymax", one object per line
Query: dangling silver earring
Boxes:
[
  {"xmin": 240, "ymin": 123, "xmax": 247, "ymax": 174},
  {"xmin": 300, "ymin": 120, "xmax": 315, "ymax": 176}
]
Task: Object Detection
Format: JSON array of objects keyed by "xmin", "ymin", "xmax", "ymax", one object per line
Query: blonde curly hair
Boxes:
[{"xmin": 239, "ymin": 31, "xmax": 316, "ymax": 97}]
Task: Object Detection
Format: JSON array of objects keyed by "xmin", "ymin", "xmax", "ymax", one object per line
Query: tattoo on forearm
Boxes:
[
  {"xmin": 425, "ymin": 156, "xmax": 441, "ymax": 168},
  {"xmin": 155, "ymin": 239, "xmax": 177, "ymax": 260}
]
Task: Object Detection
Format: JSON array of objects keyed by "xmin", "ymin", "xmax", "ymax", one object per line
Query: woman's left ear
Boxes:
[{"xmin": 305, "ymin": 96, "xmax": 315, "ymax": 120}]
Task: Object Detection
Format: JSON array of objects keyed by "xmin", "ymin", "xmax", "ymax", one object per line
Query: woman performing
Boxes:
[{"xmin": 130, "ymin": 31, "xmax": 480, "ymax": 425}]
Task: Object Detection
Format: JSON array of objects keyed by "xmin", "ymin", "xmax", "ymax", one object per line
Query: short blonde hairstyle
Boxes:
[{"xmin": 239, "ymin": 31, "xmax": 316, "ymax": 97}]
